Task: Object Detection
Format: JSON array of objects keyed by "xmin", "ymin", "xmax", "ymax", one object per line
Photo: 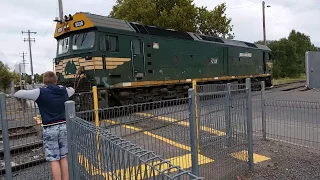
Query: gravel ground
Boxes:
[
  {"xmin": 11, "ymin": 162, "xmax": 52, "ymax": 180},
  {"xmin": 240, "ymin": 137, "xmax": 320, "ymax": 180}
]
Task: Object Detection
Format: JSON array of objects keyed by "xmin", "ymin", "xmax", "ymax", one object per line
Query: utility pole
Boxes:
[
  {"xmin": 53, "ymin": 59, "xmax": 55, "ymax": 72},
  {"xmin": 262, "ymin": 1, "xmax": 271, "ymax": 45},
  {"xmin": 262, "ymin": 1, "xmax": 266, "ymax": 45},
  {"xmin": 58, "ymin": 0, "xmax": 64, "ymax": 22},
  {"xmin": 18, "ymin": 64, "xmax": 22, "ymax": 90},
  {"xmin": 19, "ymin": 52, "xmax": 27, "ymax": 89},
  {"xmin": 22, "ymin": 30, "xmax": 37, "ymax": 88},
  {"xmin": 19, "ymin": 52, "xmax": 27, "ymax": 73}
]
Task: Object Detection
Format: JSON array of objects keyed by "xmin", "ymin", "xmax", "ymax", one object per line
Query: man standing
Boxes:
[{"xmin": 14, "ymin": 71, "xmax": 74, "ymax": 180}]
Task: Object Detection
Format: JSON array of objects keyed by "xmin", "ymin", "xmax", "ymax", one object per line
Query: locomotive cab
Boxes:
[{"xmin": 55, "ymin": 28, "xmax": 99, "ymax": 91}]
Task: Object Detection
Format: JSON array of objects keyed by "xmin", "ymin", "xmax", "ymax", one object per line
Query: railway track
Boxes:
[
  {"xmin": 0, "ymin": 124, "xmax": 45, "ymax": 176},
  {"xmin": 0, "ymin": 147, "xmax": 46, "ymax": 176},
  {"xmin": 0, "ymin": 125, "xmax": 38, "ymax": 141},
  {"xmin": 266, "ymin": 80, "xmax": 306, "ymax": 91}
]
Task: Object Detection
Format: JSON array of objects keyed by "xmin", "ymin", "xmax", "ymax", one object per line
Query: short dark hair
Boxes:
[{"xmin": 43, "ymin": 71, "xmax": 57, "ymax": 85}]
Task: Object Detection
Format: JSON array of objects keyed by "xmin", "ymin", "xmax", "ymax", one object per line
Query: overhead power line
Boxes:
[
  {"xmin": 43, "ymin": 22, "xmax": 55, "ymax": 37},
  {"xmin": 267, "ymin": 9, "xmax": 290, "ymax": 30},
  {"xmin": 227, "ymin": 4, "xmax": 260, "ymax": 9},
  {"xmin": 246, "ymin": 0, "xmax": 260, "ymax": 5}
]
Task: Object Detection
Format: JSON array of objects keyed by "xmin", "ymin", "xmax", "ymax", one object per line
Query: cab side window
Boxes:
[
  {"xmin": 132, "ymin": 39, "xmax": 141, "ymax": 54},
  {"xmin": 99, "ymin": 36, "xmax": 107, "ymax": 51},
  {"xmin": 99, "ymin": 35, "xmax": 119, "ymax": 52},
  {"xmin": 109, "ymin": 36, "xmax": 119, "ymax": 52}
]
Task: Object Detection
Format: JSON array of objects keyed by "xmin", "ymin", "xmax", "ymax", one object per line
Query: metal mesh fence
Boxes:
[
  {"xmin": 196, "ymin": 82, "xmax": 263, "ymax": 135},
  {"xmin": 5, "ymin": 78, "xmax": 308, "ymax": 179},
  {"xmin": 264, "ymin": 99, "xmax": 320, "ymax": 149},
  {"xmin": 66, "ymin": 101, "xmax": 203, "ymax": 180},
  {"xmin": 251, "ymin": 83, "xmax": 263, "ymax": 135},
  {"xmin": 91, "ymin": 98, "xmax": 197, "ymax": 175},
  {"xmin": 0, "ymin": 89, "xmax": 94, "ymax": 180},
  {"xmin": 195, "ymin": 81, "xmax": 253, "ymax": 180},
  {"xmin": 0, "ymin": 95, "xmax": 51, "ymax": 180}
]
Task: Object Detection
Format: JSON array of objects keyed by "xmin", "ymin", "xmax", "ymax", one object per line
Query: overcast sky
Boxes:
[{"xmin": 0, "ymin": 0, "xmax": 319, "ymax": 74}]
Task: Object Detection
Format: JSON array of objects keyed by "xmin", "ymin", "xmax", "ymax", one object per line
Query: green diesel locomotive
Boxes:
[{"xmin": 54, "ymin": 12, "xmax": 273, "ymax": 107}]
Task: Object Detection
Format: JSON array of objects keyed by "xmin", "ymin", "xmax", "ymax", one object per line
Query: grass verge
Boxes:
[{"xmin": 272, "ymin": 74, "xmax": 306, "ymax": 85}]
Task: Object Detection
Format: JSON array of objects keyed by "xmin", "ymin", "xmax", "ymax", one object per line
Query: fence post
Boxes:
[
  {"xmin": 65, "ymin": 100, "xmax": 76, "ymax": 180},
  {"xmin": 261, "ymin": 81, "xmax": 267, "ymax": 140},
  {"xmin": 245, "ymin": 78, "xmax": 254, "ymax": 171},
  {"xmin": 0, "ymin": 93, "xmax": 13, "ymax": 180},
  {"xmin": 188, "ymin": 88, "xmax": 199, "ymax": 176},
  {"xmin": 225, "ymin": 83, "xmax": 232, "ymax": 146},
  {"xmin": 192, "ymin": 80, "xmax": 200, "ymax": 152}
]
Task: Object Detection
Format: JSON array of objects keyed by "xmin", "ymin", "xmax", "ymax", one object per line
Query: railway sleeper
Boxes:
[
  {"xmin": 0, "ymin": 131, "xmax": 38, "ymax": 141},
  {"xmin": 0, "ymin": 158, "xmax": 46, "ymax": 176},
  {"xmin": 0, "ymin": 141, "xmax": 43, "ymax": 157}
]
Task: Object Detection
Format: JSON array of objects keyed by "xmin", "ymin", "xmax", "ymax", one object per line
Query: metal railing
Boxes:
[
  {"xmin": 194, "ymin": 79, "xmax": 254, "ymax": 179},
  {"xmin": 65, "ymin": 100, "xmax": 203, "ymax": 179},
  {"xmin": 260, "ymin": 84, "xmax": 320, "ymax": 149},
  {"xmin": 6, "ymin": 78, "xmax": 313, "ymax": 179},
  {"xmin": 95, "ymin": 98, "xmax": 195, "ymax": 176},
  {"xmin": 0, "ymin": 87, "xmax": 97, "ymax": 180},
  {"xmin": 73, "ymin": 79, "xmax": 254, "ymax": 179},
  {"xmin": 0, "ymin": 94, "xmax": 50, "ymax": 180}
]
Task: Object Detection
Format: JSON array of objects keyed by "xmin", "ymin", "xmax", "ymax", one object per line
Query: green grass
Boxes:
[{"xmin": 272, "ymin": 74, "xmax": 306, "ymax": 85}]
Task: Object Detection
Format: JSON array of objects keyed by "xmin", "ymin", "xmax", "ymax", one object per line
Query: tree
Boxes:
[
  {"xmin": 11, "ymin": 72, "xmax": 20, "ymax": 85},
  {"xmin": 23, "ymin": 74, "xmax": 32, "ymax": 84},
  {"xmin": 255, "ymin": 30, "xmax": 318, "ymax": 79},
  {"xmin": 268, "ymin": 38, "xmax": 299, "ymax": 78},
  {"xmin": 288, "ymin": 30, "xmax": 318, "ymax": 74},
  {"xmin": 34, "ymin": 73, "xmax": 43, "ymax": 83},
  {"xmin": 110, "ymin": 0, "xmax": 233, "ymax": 38},
  {"xmin": 0, "ymin": 61, "xmax": 15, "ymax": 91},
  {"xmin": 196, "ymin": 4, "xmax": 234, "ymax": 38}
]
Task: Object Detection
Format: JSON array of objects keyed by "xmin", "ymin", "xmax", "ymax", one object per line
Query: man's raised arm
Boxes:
[
  {"xmin": 66, "ymin": 87, "xmax": 75, "ymax": 97},
  {"xmin": 13, "ymin": 89, "xmax": 40, "ymax": 101}
]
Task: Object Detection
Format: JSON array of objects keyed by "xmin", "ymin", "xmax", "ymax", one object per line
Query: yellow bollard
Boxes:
[
  {"xmin": 192, "ymin": 80, "xmax": 200, "ymax": 152},
  {"xmin": 92, "ymin": 86, "xmax": 99, "ymax": 127},
  {"xmin": 92, "ymin": 86, "xmax": 101, "ymax": 168}
]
